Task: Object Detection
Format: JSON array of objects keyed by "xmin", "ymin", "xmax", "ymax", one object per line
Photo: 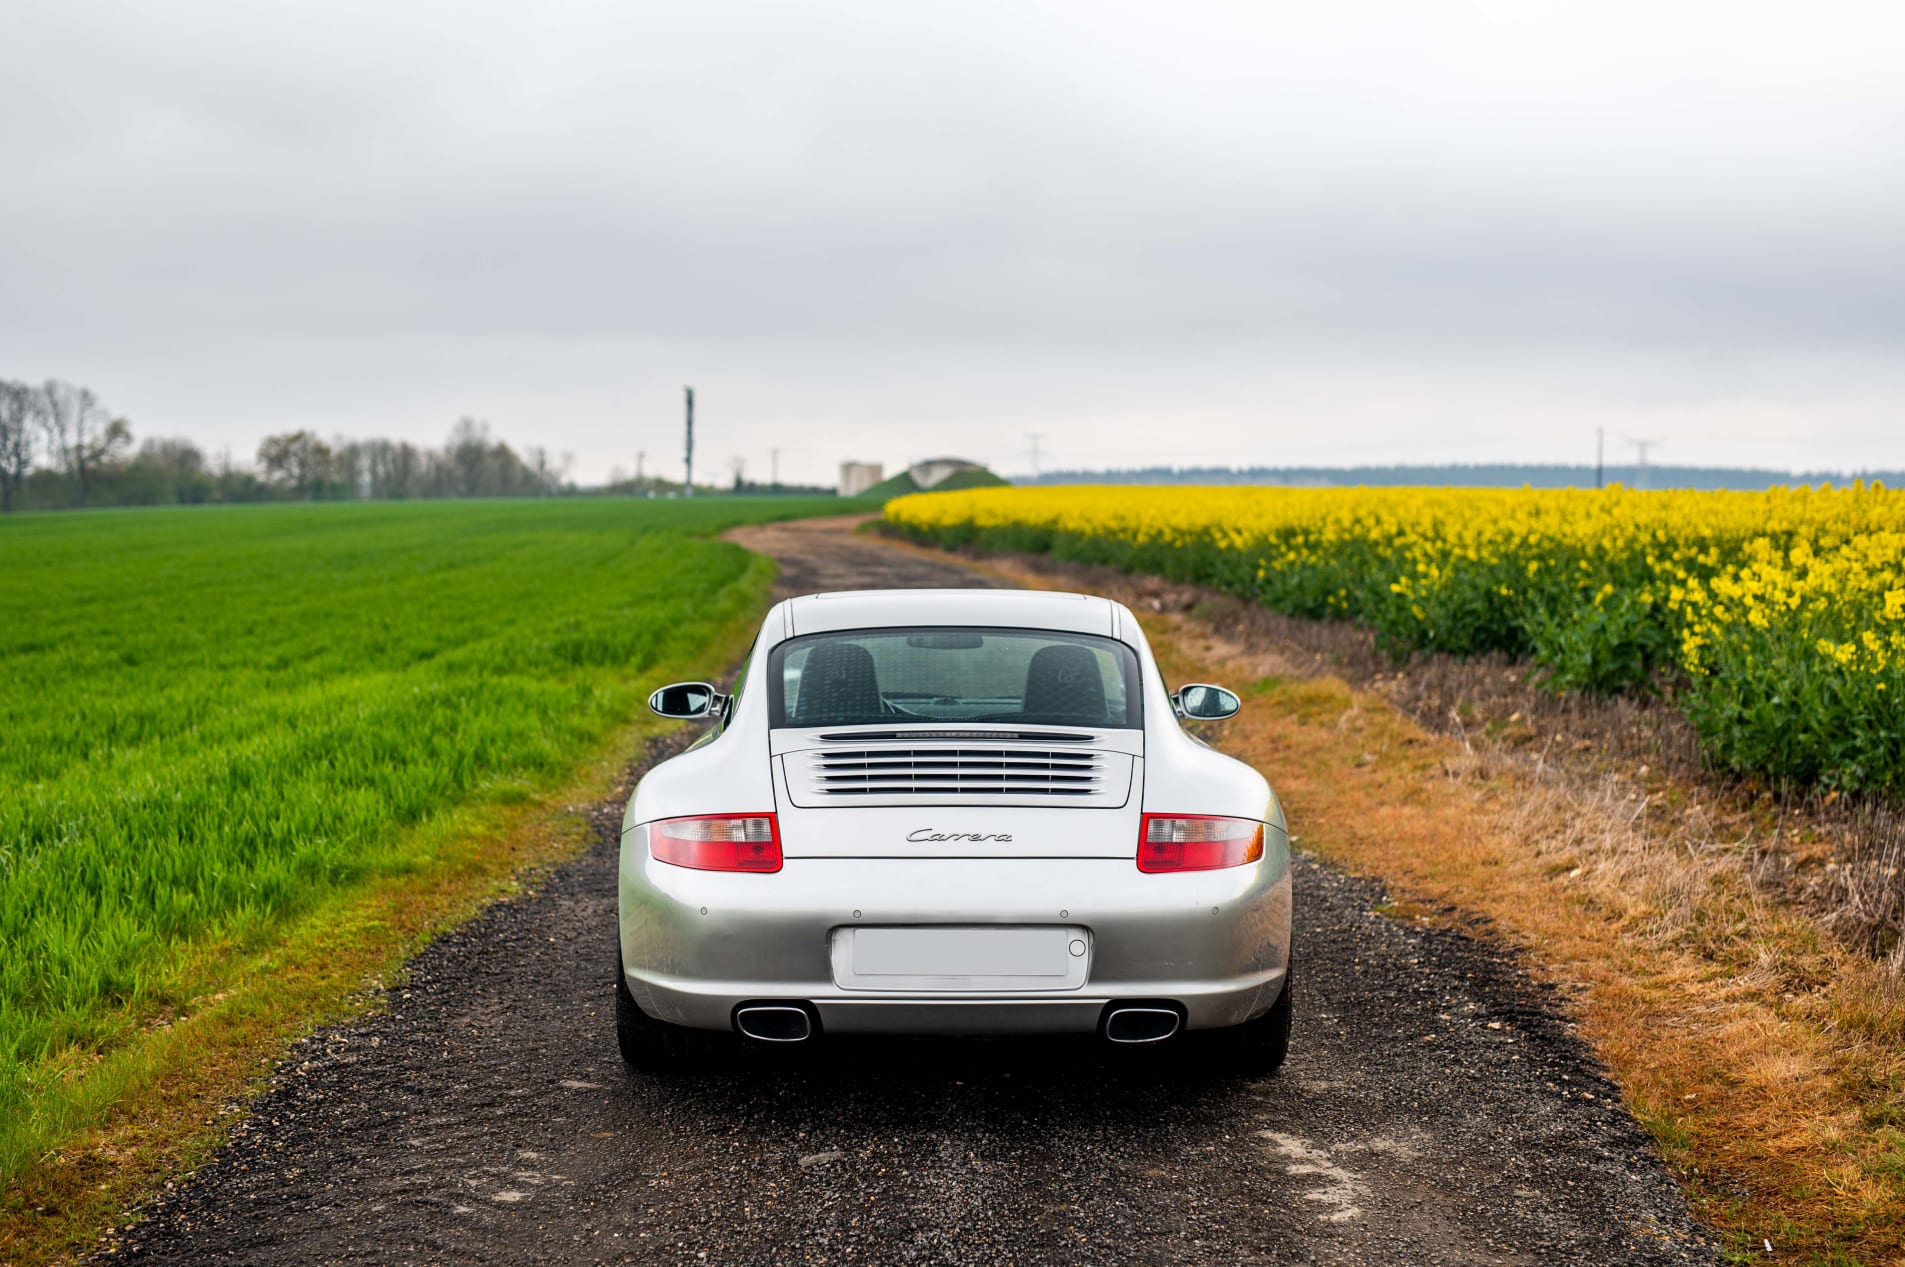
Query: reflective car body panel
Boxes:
[{"xmin": 619, "ymin": 588, "xmax": 1290, "ymax": 1037}]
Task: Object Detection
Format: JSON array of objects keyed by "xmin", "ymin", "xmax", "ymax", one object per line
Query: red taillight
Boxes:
[
  {"xmin": 1137, "ymin": 814, "xmax": 1265, "ymax": 873},
  {"xmin": 649, "ymin": 814, "xmax": 783, "ymax": 873}
]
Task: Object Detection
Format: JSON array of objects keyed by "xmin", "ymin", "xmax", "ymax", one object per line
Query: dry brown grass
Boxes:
[
  {"xmin": 928, "ymin": 542, "xmax": 1905, "ymax": 1264},
  {"xmin": 913, "ymin": 537, "xmax": 1905, "ymax": 964}
]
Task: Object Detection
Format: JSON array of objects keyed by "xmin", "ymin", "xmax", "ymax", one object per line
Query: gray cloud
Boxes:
[{"xmin": 4, "ymin": 0, "xmax": 1903, "ymax": 482}]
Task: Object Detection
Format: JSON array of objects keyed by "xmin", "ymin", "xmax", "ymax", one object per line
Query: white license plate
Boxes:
[{"xmin": 832, "ymin": 926, "xmax": 1090, "ymax": 992}]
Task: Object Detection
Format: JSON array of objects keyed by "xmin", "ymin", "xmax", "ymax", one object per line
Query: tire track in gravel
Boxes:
[{"xmin": 99, "ymin": 515, "xmax": 1716, "ymax": 1265}]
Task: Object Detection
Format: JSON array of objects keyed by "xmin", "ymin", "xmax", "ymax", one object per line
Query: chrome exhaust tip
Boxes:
[
  {"xmin": 734, "ymin": 1005, "xmax": 814, "ymax": 1043},
  {"xmin": 1103, "ymin": 1006, "xmax": 1181, "ymax": 1044}
]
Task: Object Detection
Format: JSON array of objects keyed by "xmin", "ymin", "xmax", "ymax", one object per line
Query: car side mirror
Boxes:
[
  {"xmin": 1173, "ymin": 683, "xmax": 1241, "ymax": 721},
  {"xmin": 648, "ymin": 681, "xmax": 725, "ymax": 720}
]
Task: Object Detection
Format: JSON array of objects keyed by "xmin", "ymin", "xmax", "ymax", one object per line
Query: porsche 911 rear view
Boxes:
[{"xmin": 616, "ymin": 588, "xmax": 1292, "ymax": 1071}]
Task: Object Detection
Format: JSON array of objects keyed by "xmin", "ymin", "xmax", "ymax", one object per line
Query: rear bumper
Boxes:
[
  {"xmin": 617, "ymin": 832, "xmax": 1292, "ymax": 1035},
  {"xmin": 639, "ymin": 978, "xmax": 1284, "ymax": 1035}
]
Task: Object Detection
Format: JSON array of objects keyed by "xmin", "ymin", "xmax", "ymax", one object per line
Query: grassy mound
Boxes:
[
  {"xmin": 853, "ymin": 471, "xmax": 922, "ymax": 503},
  {"xmin": 926, "ymin": 466, "xmax": 1009, "ymax": 492}
]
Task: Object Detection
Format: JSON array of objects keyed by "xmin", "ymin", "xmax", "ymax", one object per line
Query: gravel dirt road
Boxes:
[{"xmin": 102, "ymin": 517, "xmax": 1715, "ymax": 1265}]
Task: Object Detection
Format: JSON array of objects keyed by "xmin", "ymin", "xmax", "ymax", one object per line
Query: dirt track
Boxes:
[{"xmin": 101, "ymin": 517, "xmax": 1715, "ymax": 1265}]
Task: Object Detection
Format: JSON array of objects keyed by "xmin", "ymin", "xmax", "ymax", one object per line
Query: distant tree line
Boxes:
[
  {"xmin": 252, "ymin": 418, "xmax": 569, "ymax": 501},
  {"xmin": 1021, "ymin": 463, "xmax": 1905, "ymax": 491},
  {"xmin": 0, "ymin": 379, "xmax": 573, "ymax": 512}
]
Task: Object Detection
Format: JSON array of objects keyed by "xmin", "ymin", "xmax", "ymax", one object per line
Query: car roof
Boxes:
[{"xmin": 783, "ymin": 588, "xmax": 1119, "ymax": 638}]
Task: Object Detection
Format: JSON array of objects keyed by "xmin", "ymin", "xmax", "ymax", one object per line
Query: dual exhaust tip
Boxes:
[
  {"xmin": 734, "ymin": 1004, "xmax": 816, "ymax": 1043},
  {"xmin": 732, "ymin": 1003, "xmax": 1183, "ymax": 1045},
  {"xmin": 1102, "ymin": 1005, "xmax": 1181, "ymax": 1043}
]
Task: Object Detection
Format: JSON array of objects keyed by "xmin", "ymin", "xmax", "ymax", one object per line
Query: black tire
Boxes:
[
  {"xmin": 615, "ymin": 949, "xmax": 697, "ymax": 1071},
  {"xmin": 1221, "ymin": 965, "xmax": 1293, "ymax": 1075}
]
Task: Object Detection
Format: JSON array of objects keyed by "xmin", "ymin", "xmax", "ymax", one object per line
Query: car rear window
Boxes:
[{"xmin": 769, "ymin": 627, "xmax": 1141, "ymax": 729}]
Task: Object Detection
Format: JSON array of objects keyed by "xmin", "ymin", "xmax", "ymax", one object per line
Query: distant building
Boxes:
[
  {"xmin": 838, "ymin": 461, "xmax": 884, "ymax": 497},
  {"xmin": 907, "ymin": 457, "xmax": 982, "ymax": 490}
]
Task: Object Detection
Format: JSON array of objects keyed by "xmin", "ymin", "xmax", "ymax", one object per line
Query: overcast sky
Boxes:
[{"xmin": 5, "ymin": 1, "xmax": 1902, "ymax": 485}]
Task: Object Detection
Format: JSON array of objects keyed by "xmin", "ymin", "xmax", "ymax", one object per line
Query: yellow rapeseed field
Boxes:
[{"xmin": 887, "ymin": 483, "xmax": 1905, "ymax": 792}]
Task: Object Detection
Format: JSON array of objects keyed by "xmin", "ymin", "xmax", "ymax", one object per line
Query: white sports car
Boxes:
[{"xmin": 616, "ymin": 588, "xmax": 1293, "ymax": 1070}]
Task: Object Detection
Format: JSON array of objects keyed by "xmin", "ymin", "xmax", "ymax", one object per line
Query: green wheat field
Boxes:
[{"xmin": 0, "ymin": 496, "xmax": 835, "ymax": 1188}]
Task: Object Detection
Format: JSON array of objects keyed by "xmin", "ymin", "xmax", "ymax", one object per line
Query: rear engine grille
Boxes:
[{"xmin": 811, "ymin": 747, "xmax": 1104, "ymax": 798}]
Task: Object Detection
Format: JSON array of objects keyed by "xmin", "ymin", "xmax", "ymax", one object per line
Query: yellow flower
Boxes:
[{"xmin": 885, "ymin": 483, "xmax": 1905, "ymax": 690}]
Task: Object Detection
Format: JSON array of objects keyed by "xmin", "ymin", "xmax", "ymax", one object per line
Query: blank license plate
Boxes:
[
  {"xmin": 833, "ymin": 926, "xmax": 1089, "ymax": 992},
  {"xmin": 855, "ymin": 927, "xmax": 1067, "ymax": 978}
]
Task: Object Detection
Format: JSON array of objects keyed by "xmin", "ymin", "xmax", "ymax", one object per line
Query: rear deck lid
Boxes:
[{"xmin": 771, "ymin": 725, "xmax": 1142, "ymax": 858}]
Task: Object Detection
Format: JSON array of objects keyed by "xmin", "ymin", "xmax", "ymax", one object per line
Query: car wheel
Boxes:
[
  {"xmin": 615, "ymin": 948, "xmax": 697, "ymax": 1071},
  {"xmin": 1222, "ymin": 966, "xmax": 1293, "ymax": 1075}
]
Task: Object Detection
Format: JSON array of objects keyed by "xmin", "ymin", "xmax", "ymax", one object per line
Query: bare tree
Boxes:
[
  {"xmin": 330, "ymin": 436, "xmax": 366, "ymax": 498},
  {"xmin": 135, "ymin": 436, "xmax": 206, "ymax": 476},
  {"xmin": 447, "ymin": 417, "xmax": 493, "ymax": 497},
  {"xmin": 366, "ymin": 439, "xmax": 423, "ymax": 499},
  {"xmin": 257, "ymin": 430, "xmax": 334, "ymax": 497},
  {"xmin": 39, "ymin": 380, "xmax": 126, "ymax": 505},
  {"xmin": 360, "ymin": 438, "xmax": 400, "ymax": 498},
  {"xmin": 76, "ymin": 417, "xmax": 133, "ymax": 500},
  {"xmin": 214, "ymin": 447, "xmax": 239, "ymax": 501},
  {"xmin": 0, "ymin": 381, "xmax": 41, "ymax": 512},
  {"xmin": 130, "ymin": 436, "xmax": 209, "ymax": 504},
  {"xmin": 38, "ymin": 380, "xmax": 85, "ymax": 486}
]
